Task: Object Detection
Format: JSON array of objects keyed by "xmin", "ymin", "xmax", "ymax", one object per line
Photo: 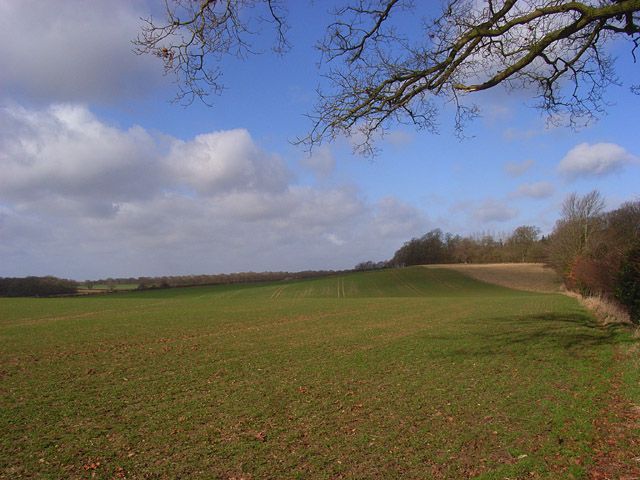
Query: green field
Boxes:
[{"xmin": 1, "ymin": 267, "xmax": 637, "ymax": 479}]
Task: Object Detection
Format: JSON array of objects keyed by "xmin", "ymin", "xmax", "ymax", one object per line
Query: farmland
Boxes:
[{"xmin": 1, "ymin": 267, "xmax": 638, "ymax": 479}]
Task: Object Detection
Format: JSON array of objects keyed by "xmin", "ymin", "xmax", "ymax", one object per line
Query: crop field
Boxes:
[
  {"xmin": 429, "ymin": 263, "xmax": 562, "ymax": 293},
  {"xmin": 1, "ymin": 267, "xmax": 638, "ymax": 479}
]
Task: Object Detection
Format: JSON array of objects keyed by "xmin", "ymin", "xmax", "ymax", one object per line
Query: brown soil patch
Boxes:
[{"xmin": 426, "ymin": 263, "xmax": 562, "ymax": 293}]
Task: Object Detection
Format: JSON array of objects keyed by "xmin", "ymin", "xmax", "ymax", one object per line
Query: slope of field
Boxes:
[
  {"xmin": 1, "ymin": 267, "xmax": 637, "ymax": 479},
  {"xmin": 429, "ymin": 263, "xmax": 562, "ymax": 293}
]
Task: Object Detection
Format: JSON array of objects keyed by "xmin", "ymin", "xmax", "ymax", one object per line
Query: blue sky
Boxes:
[{"xmin": 1, "ymin": 0, "xmax": 638, "ymax": 279}]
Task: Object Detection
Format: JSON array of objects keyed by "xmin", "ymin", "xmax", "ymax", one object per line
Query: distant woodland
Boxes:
[
  {"xmin": 87, "ymin": 270, "xmax": 351, "ymax": 291},
  {"xmin": 0, "ymin": 276, "xmax": 77, "ymax": 297}
]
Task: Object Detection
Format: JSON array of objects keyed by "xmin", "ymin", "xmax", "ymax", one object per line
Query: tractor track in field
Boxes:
[
  {"xmin": 270, "ymin": 286, "xmax": 286, "ymax": 300},
  {"xmin": 390, "ymin": 269, "xmax": 422, "ymax": 295},
  {"xmin": 3, "ymin": 301, "xmax": 172, "ymax": 327},
  {"xmin": 336, "ymin": 278, "xmax": 346, "ymax": 298}
]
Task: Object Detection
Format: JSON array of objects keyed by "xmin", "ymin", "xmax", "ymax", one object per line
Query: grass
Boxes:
[{"xmin": 0, "ymin": 267, "xmax": 637, "ymax": 479}]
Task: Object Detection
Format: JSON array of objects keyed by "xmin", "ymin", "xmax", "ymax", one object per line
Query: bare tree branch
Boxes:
[
  {"xmin": 134, "ymin": 0, "xmax": 288, "ymax": 105},
  {"xmin": 135, "ymin": 1, "xmax": 640, "ymax": 153},
  {"xmin": 303, "ymin": 0, "xmax": 639, "ymax": 153}
]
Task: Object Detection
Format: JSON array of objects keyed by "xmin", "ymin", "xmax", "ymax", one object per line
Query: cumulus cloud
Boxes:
[
  {"xmin": 558, "ymin": 142, "xmax": 637, "ymax": 179},
  {"xmin": 504, "ymin": 159, "xmax": 535, "ymax": 177},
  {"xmin": 0, "ymin": 103, "xmax": 428, "ymax": 278},
  {"xmin": 511, "ymin": 181, "xmax": 555, "ymax": 199},
  {"xmin": 0, "ymin": 103, "xmax": 165, "ymax": 215},
  {"xmin": 168, "ymin": 129, "xmax": 291, "ymax": 195},
  {"xmin": 0, "ymin": 0, "xmax": 164, "ymax": 103}
]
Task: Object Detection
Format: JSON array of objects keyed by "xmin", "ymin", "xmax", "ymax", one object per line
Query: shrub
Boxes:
[
  {"xmin": 616, "ymin": 244, "xmax": 640, "ymax": 324},
  {"xmin": 569, "ymin": 255, "xmax": 618, "ymax": 297}
]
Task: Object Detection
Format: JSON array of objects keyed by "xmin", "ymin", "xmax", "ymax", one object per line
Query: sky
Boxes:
[{"xmin": 0, "ymin": 0, "xmax": 638, "ymax": 280}]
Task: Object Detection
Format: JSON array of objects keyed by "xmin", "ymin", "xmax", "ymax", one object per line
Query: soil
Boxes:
[{"xmin": 427, "ymin": 263, "xmax": 562, "ymax": 293}]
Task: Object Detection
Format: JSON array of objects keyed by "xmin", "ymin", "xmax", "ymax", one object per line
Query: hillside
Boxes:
[{"xmin": 428, "ymin": 263, "xmax": 562, "ymax": 293}]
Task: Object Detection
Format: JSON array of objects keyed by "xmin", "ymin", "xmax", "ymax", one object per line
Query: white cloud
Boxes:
[
  {"xmin": 385, "ymin": 130, "xmax": 414, "ymax": 147},
  {"xmin": 504, "ymin": 159, "xmax": 535, "ymax": 177},
  {"xmin": 0, "ymin": 0, "xmax": 164, "ymax": 103},
  {"xmin": 0, "ymin": 103, "xmax": 428, "ymax": 278},
  {"xmin": 472, "ymin": 199, "xmax": 518, "ymax": 223},
  {"xmin": 0, "ymin": 104, "xmax": 165, "ymax": 212},
  {"xmin": 558, "ymin": 142, "xmax": 637, "ymax": 179},
  {"xmin": 324, "ymin": 233, "xmax": 346, "ymax": 246},
  {"xmin": 300, "ymin": 145, "xmax": 336, "ymax": 179},
  {"xmin": 168, "ymin": 129, "xmax": 290, "ymax": 195},
  {"xmin": 511, "ymin": 181, "xmax": 555, "ymax": 199},
  {"xmin": 371, "ymin": 197, "xmax": 428, "ymax": 238}
]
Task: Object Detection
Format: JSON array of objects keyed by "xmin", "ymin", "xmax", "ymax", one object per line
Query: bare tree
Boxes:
[
  {"xmin": 549, "ymin": 190, "xmax": 605, "ymax": 274},
  {"xmin": 561, "ymin": 189, "xmax": 606, "ymax": 250},
  {"xmin": 507, "ymin": 225, "xmax": 540, "ymax": 262},
  {"xmin": 136, "ymin": 0, "xmax": 640, "ymax": 153},
  {"xmin": 135, "ymin": 0, "xmax": 289, "ymax": 105}
]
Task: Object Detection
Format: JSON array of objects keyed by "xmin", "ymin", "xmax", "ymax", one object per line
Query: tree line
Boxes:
[
  {"xmin": 384, "ymin": 226, "xmax": 547, "ymax": 268},
  {"xmin": 0, "ymin": 276, "xmax": 77, "ymax": 297},
  {"xmin": 548, "ymin": 192, "xmax": 639, "ymax": 322},
  {"xmin": 87, "ymin": 270, "xmax": 351, "ymax": 291},
  {"xmin": 1, "ymin": 270, "xmax": 352, "ymax": 297}
]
